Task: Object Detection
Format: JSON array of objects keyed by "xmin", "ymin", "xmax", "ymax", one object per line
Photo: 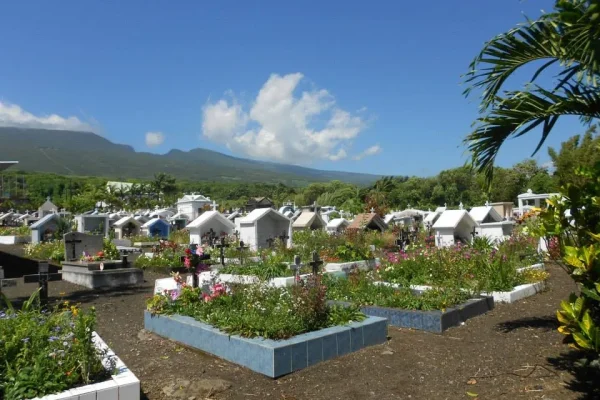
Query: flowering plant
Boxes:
[{"xmin": 80, "ymin": 251, "xmax": 105, "ymax": 262}]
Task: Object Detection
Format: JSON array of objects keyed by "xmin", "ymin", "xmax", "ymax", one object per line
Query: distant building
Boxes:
[{"xmin": 245, "ymin": 197, "xmax": 274, "ymax": 213}]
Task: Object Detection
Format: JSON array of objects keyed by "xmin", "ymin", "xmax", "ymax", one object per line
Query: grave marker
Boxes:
[
  {"xmin": 63, "ymin": 232, "xmax": 104, "ymax": 262},
  {"xmin": 309, "ymin": 251, "xmax": 323, "ymax": 277},
  {"xmin": 23, "ymin": 262, "xmax": 62, "ymax": 306},
  {"xmin": 215, "ymin": 237, "xmax": 229, "ymax": 266},
  {"xmin": 292, "ymin": 255, "xmax": 302, "ymax": 283},
  {"xmin": 236, "ymin": 240, "xmax": 249, "ymax": 265}
]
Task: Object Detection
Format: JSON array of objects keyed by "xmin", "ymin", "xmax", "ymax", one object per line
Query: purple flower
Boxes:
[
  {"xmin": 48, "ymin": 336, "xmax": 59, "ymax": 342},
  {"xmin": 170, "ymin": 289, "xmax": 181, "ymax": 301}
]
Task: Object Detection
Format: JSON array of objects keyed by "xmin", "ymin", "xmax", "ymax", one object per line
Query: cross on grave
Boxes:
[
  {"xmin": 436, "ymin": 231, "xmax": 443, "ymax": 247},
  {"xmin": 65, "ymin": 235, "xmax": 83, "ymax": 261},
  {"xmin": 236, "ymin": 240, "xmax": 249, "ymax": 265},
  {"xmin": 471, "ymin": 226, "xmax": 478, "ymax": 241},
  {"xmin": 485, "ymin": 200, "xmax": 490, "ymax": 207},
  {"xmin": 459, "ymin": 202, "xmax": 464, "ymax": 210},
  {"xmin": 211, "ymin": 200, "xmax": 219, "ymax": 211},
  {"xmin": 215, "ymin": 237, "xmax": 229, "ymax": 265},
  {"xmin": 309, "ymin": 251, "xmax": 323, "ymax": 277},
  {"xmin": 0, "ymin": 266, "xmax": 17, "ymax": 295},
  {"xmin": 278, "ymin": 230, "xmax": 289, "ymax": 246},
  {"xmin": 23, "ymin": 262, "xmax": 62, "ymax": 307},
  {"xmin": 266, "ymin": 237, "xmax": 275, "ymax": 248},
  {"xmin": 206, "ymin": 228, "xmax": 217, "ymax": 246},
  {"xmin": 370, "ymin": 207, "xmax": 375, "ymax": 213},
  {"xmin": 312, "ymin": 201, "xmax": 318, "ymax": 211},
  {"xmin": 292, "ymin": 255, "xmax": 303, "ymax": 283}
]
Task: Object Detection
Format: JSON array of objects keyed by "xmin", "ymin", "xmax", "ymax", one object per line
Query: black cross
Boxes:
[
  {"xmin": 65, "ymin": 236, "xmax": 82, "ymax": 261},
  {"xmin": 266, "ymin": 237, "xmax": 275, "ymax": 248},
  {"xmin": 278, "ymin": 230, "xmax": 289, "ymax": 245},
  {"xmin": 23, "ymin": 262, "xmax": 62, "ymax": 307},
  {"xmin": 215, "ymin": 237, "xmax": 230, "ymax": 265},
  {"xmin": 236, "ymin": 240, "xmax": 249, "ymax": 265},
  {"xmin": 471, "ymin": 226, "xmax": 478, "ymax": 241},
  {"xmin": 292, "ymin": 255, "xmax": 302, "ymax": 282},
  {"xmin": 309, "ymin": 251, "xmax": 323, "ymax": 277}
]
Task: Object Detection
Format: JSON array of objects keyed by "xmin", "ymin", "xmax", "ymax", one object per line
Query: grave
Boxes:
[
  {"xmin": 187, "ymin": 211, "xmax": 235, "ymax": 245},
  {"xmin": 113, "ymin": 216, "xmax": 142, "ymax": 239},
  {"xmin": 432, "ymin": 210, "xmax": 477, "ymax": 247},
  {"xmin": 29, "ymin": 213, "xmax": 61, "ymax": 244},
  {"xmin": 38, "ymin": 196, "xmax": 59, "ymax": 218},
  {"xmin": 61, "ymin": 232, "xmax": 143, "ymax": 289},
  {"xmin": 176, "ymin": 193, "xmax": 212, "ymax": 221},
  {"xmin": 141, "ymin": 217, "xmax": 170, "ymax": 238},
  {"xmin": 326, "ymin": 218, "xmax": 350, "ymax": 234},
  {"xmin": 292, "ymin": 211, "xmax": 326, "ymax": 231},
  {"xmin": 75, "ymin": 214, "xmax": 110, "ymax": 237},
  {"xmin": 470, "ymin": 204, "xmax": 515, "ymax": 240},
  {"xmin": 238, "ymin": 208, "xmax": 292, "ymax": 250},
  {"xmin": 347, "ymin": 213, "xmax": 388, "ymax": 232}
]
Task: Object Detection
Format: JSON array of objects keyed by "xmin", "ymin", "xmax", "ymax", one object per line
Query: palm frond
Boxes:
[{"xmin": 466, "ymin": 82, "xmax": 600, "ymax": 183}]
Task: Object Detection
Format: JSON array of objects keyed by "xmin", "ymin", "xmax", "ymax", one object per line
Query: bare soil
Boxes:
[{"xmin": 2, "ymin": 260, "xmax": 597, "ymax": 400}]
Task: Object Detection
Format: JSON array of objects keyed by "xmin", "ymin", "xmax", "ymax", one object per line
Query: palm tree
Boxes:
[{"xmin": 464, "ymin": 0, "xmax": 600, "ymax": 182}]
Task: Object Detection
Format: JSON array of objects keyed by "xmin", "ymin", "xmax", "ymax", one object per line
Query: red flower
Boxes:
[{"xmin": 185, "ymin": 248, "xmax": 192, "ymax": 255}]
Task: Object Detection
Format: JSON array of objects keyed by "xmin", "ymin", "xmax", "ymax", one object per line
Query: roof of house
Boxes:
[
  {"xmin": 327, "ymin": 218, "xmax": 349, "ymax": 229},
  {"xmin": 186, "ymin": 211, "xmax": 235, "ymax": 229},
  {"xmin": 292, "ymin": 212, "xmax": 325, "ymax": 229},
  {"xmin": 469, "ymin": 206, "xmax": 503, "ymax": 223},
  {"xmin": 141, "ymin": 217, "xmax": 170, "ymax": 228},
  {"xmin": 30, "ymin": 213, "xmax": 59, "ymax": 229},
  {"xmin": 432, "ymin": 210, "xmax": 477, "ymax": 229},
  {"xmin": 347, "ymin": 213, "xmax": 388, "ymax": 231},
  {"xmin": 239, "ymin": 208, "xmax": 290, "ymax": 224},
  {"xmin": 114, "ymin": 216, "xmax": 141, "ymax": 228},
  {"xmin": 424, "ymin": 209, "xmax": 445, "ymax": 224}
]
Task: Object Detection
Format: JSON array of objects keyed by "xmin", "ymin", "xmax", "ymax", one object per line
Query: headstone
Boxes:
[
  {"xmin": 63, "ymin": 232, "xmax": 104, "ymax": 262},
  {"xmin": 154, "ymin": 277, "xmax": 179, "ymax": 295}
]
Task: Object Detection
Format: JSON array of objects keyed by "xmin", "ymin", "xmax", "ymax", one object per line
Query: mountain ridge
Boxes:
[{"xmin": 0, "ymin": 127, "xmax": 381, "ymax": 185}]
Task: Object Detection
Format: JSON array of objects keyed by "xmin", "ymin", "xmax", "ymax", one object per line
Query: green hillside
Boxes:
[{"xmin": 0, "ymin": 127, "xmax": 380, "ymax": 185}]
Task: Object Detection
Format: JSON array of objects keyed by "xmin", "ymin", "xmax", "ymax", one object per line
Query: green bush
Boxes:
[
  {"xmin": 24, "ymin": 241, "xmax": 65, "ymax": 262},
  {"xmin": 0, "ymin": 291, "xmax": 113, "ymax": 400},
  {"xmin": 0, "ymin": 225, "xmax": 30, "ymax": 236}
]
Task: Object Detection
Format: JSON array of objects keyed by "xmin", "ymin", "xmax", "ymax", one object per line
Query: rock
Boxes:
[
  {"xmin": 381, "ymin": 350, "xmax": 394, "ymax": 355},
  {"xmin": 137, "ymin": 329, "xmax": 153, "ymax": 341},
  {"xmin": 162, "ymin": 378, "xmax": 232, "ymax": 398}
]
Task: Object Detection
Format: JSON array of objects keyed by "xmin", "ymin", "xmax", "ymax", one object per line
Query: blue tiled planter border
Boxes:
[
  {"xmin": 329, "ymin": 296, "xmax": 494, "ymax": 333},
  {"xmin": 143, "ymin": 311, "xmax": 387, "ymax": 378}
]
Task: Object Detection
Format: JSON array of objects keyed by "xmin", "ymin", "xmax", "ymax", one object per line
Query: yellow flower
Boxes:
[{"xmin": 70, "ymin": 305, "xmax": 79, "ymax": 316}]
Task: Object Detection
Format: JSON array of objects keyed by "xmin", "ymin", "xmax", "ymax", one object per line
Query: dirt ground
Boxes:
[{"xmin": 2, "ymin": 261, "xmax": 598, "ymax": 400}]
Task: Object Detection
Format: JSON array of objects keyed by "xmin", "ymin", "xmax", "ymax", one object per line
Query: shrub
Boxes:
[
  {"xmin": 24, "ymin": 241, "xmax": 65, "ymax": 262},
  {"xmin": 0, "ymin": 225, "xmax": 29, "ymax": 236},
  {"xmin": 0, "ymin": 291, "xmax": 113, "ymax": 400}
]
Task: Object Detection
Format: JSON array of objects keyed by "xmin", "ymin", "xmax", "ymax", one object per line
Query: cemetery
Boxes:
[{"xmin": 0, "ymin": 2, "xmax": 598, "ymax": 395}]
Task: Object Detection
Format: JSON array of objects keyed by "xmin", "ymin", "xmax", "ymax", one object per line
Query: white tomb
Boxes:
[
  {"xmin": 517, "ymin": 189, "xmax": 560, "ymax": 216},
  {"xmin": 38, "ymin": 197, "xmax": 59, "ymax": 218},
  {"xmin": 75, "ymin": 214, "xmax": 110, "ymax": 237},
  {"xmin": 176, "ymin": 193, "xmax": 212, "ymax": 221},
  {"xmin": 238, "ymin": 208, "xmax": 292, "ymax": 250},
  {"xmin": 432, "ymin": 210, "xmax": 477, "ymax": 247},
  {"xmin": 187, "ymin": 211, "xmax": 235, "ymax": 245},
  {"xmin": 326, "ymin": 218, "xmax": 349, "ymax": 234},
  {"xmin": 423, "ymin": 206, "xmax": 446, "ymax": 227},
  {"xmin": 469, "ymin": 205, "xmax": 514, "ymax": 241},
  {"xmin": 113, "ymin": 216, "xmax": 142, "ymax": 239},
  {"xmin": 292, "ymin": 211, "xmax": 326, "ymax": 231}
]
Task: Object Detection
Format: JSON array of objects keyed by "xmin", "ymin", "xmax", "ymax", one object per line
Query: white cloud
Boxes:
[
  {"xmin": 0, "ymin": 101, "xmax": 95, "ymax": 132},
  {"xmin": 145, "ymin": 131, "xmax": 165, "ymax": 147},
  {"xmin": 353, "ymin": 144, "xmax": 382, "ymax": 160},
  {"xmin": 201, "ymin": 73, "xmax": 376, "ymax": 163}
]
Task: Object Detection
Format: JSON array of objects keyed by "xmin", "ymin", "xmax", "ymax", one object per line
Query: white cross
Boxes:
[
  {"xmin": 485, "ymin": 200, "xmax": 490, "ymax": 207},
  {"xmin": 459, "ymin": 202, "xmax": 464, "ymax": 210},
  {"xmin": 211, "ymin": 200, "xmax": 219, "ymax": 211},
  {"xmin": 370, "ymin": 207, "xmax": 375, "ymax": 213}
]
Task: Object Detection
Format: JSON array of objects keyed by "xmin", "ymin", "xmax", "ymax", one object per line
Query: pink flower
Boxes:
[
  {"xmin": 184, "ymin": 257, "xmax": 191, "ymax": 268},
  {"xmin": 196, "ymin": 246, "xmax": 204, "ymax": 256},
  {"xmin": 170, "ymin": 289, "xmax": 180, "ymax": 301}
]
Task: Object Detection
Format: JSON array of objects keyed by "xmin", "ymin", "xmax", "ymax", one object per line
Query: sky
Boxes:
[{"xmin": 0, "ymin": 0, "xmax": 585, "ymax": 177}]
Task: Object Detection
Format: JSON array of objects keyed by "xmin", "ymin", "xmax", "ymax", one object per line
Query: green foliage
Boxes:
[
  {"xmin": 0, "ymin": 225, "xmax": 29, "ymax": 236},
  {"xmin": 168, "ymin": 229, "xmax": 190, "ymax": 245},
  {"xmin": 534, "ymin": 152, "xmax": 600, "ymax": 356},
  {"xmin": 134, "ymin": 251, "xmax": 184, "ymax": 270},
  {"xmin": 464, "ymin": 0, "xmax": 600, "ymax": 182},
  {"xmin": 0, "ymin": 292, "xmax": 112, "ymax": 400},
  {"xmin": 102, "ymin": 238, "xmax": 120, "ymax": 260},
  {"xmin": 324, "ymin": 271, "xmax": 471, "ymax": 311},
  {"xmin": 147, "ymin": 280, "xmax": 365, "ymax": 340},
  {"xmin": 24, "ymin": 241, "xmax": 65, "ymax": 262}
]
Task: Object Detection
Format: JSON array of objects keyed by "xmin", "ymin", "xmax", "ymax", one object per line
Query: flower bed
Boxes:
[
  {"xmin": 0, "ymin": 293, "xmax": 139, "ymax": 400},
  {"xmin": 323, "ymin": 272, "xmax": 494, "ymax": 332}
]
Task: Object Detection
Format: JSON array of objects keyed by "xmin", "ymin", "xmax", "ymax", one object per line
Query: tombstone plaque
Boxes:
[{"xmin": 63, "ymin": 232, "xmax": 104, "ymax": 261}]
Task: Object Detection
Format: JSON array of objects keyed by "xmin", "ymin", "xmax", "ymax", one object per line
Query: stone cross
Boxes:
[
  {"xmin": 278, "ymin": 230, "xmax": 289, "ymax": 246},
  {"xmin": 292, "ymin": 255, "xmax": 302, "ymax": 283},
  {"xmin": 312, "ymin": 201, "xmax": 318, "ymax": 211},
  {"xmin": 23, "ymin": 262, "xmax": 62, "ymax": 307},
  {"xmin": 309, "ymin": 251, "xmax": 323, "ymax": 277},
  {"xmin": 266, "ymin": 237, "xmax": 275, "ymax": 248},
  {"xmin": 236, "ymin": 240, "xmax": 249, "ymax": 265},
  {"xmin": 370, "ymin": 207, "xmax": 375, "ymax": 213},
  {"xmin": 485, "ymin": 200, "xmax": 490, "ymax": 207},
  {"xmin": 215, "ymin": 237, "xmax": 229, "ymax": 265},
  {"xmin": 459, "ymin": 202, "xmax": 464, "ymax": 210},
  {"xmin": 211, "ymin": 200, "xmax": 219, "ymax": 211},
  {"xmin": 65, "ymin": 233, "xmax": 83, "ymax": 261}
]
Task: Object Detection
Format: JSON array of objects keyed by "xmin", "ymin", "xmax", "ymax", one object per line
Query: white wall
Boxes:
[
  {"xmin": 434, "ymin": 227, "xmax": 455, "ymax": 247},
  {"xmin": 189, "ymin": 219, "xmax": 234, "ymax": 244},
  {"xmin": 239, "ymin": 223, "xmax": 257, "ymax": 250}
]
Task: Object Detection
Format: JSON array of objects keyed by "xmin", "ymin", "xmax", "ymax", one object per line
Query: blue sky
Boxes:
[{"xmin": 0, "ymin": 0, "xmax": 584, "ymax": 176}]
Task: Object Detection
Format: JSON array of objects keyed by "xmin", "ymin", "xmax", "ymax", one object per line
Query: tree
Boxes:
[
  {"xmin": 151, "ymin": 173, "xmax": 177, "ymax": 205},
  {"xmin": 464, "ymin": 0, "xmax": 600, "ymax": 182},
  {"xmin": 549, "ymin": 124, "xmax": 600, "ymax": 186}
]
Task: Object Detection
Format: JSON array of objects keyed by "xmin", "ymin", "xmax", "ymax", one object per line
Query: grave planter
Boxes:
[
  {"xmin": 0, "ymin": 235, "xmax": 30, "ymax": 245},
  {"xmin": 329, "ymin": 295, "xmax": 494, "ymax": 333},
  {"xmin": 144, "ymin": 311, "xmax": 387, "ymax": 378},
  {"xmin": 27, "ymin": 332, "xmax": 140, "ymax": 400},
  {"xmin": 61, "ymin": 260, "xmax": 143, "ymax": 289},
  {"xmin": 324, "ymin": 259, "xmax": 378, "ymax": 273}
]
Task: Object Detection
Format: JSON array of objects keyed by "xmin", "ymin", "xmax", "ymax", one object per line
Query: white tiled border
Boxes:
[
  {"xmin": 30, "ymin": 332, "xmax": 140, "ymax": 400},
  {"xmin": 377, "ymin": 262, "xmax": 547, "ymax": 304},
  {"xmin": 0, "ymin": 235, "xmax": 29, "ymax": 245}
]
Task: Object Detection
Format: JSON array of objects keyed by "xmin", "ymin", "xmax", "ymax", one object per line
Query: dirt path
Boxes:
[{"xmin": 3, "ymin": 262, "xmax": 595, "ymax": 399}]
